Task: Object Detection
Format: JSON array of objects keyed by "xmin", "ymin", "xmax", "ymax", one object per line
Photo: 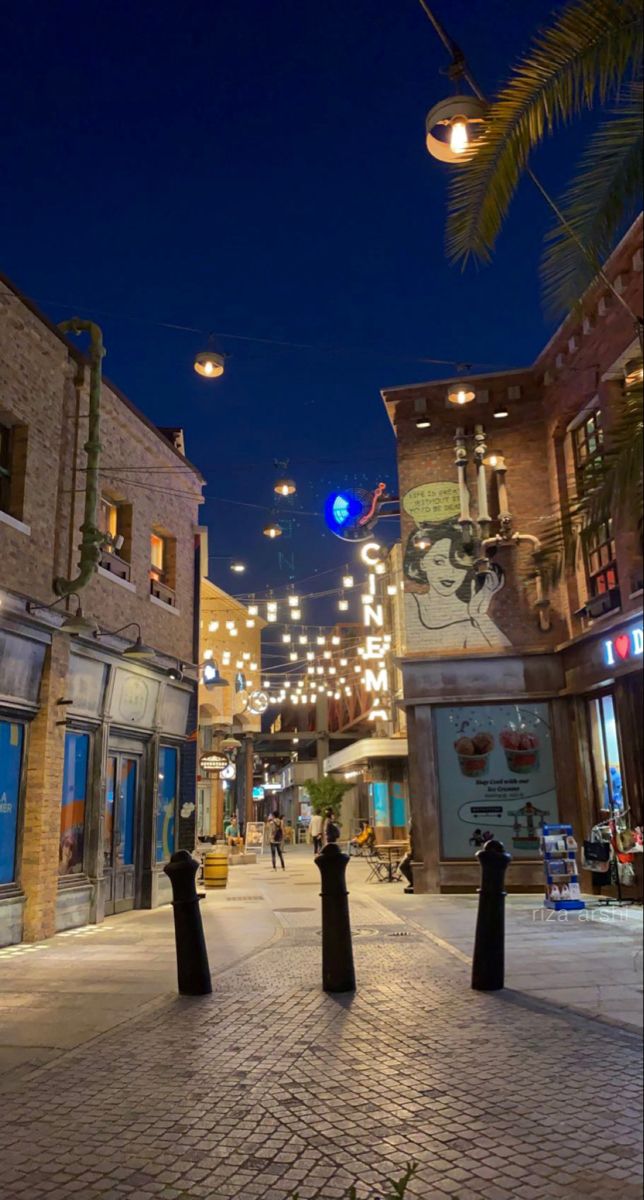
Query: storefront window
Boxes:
[
  {"xmin": 156, "ymin": 746, "xmax": 178, "ymax": 862},
  {"xmin": 60, "ymin": 731, "xmax": 89, "ymax": 875},
  {"xmin": 588, "ymin": 694, "xmax": 624, "ymax": 811},
  {"xmin": 0, "ymin": 720, "xmax": 24, "ymax": 885}
]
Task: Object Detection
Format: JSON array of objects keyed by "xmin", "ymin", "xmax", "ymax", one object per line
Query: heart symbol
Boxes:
[{"xmin": 615, "ymin": 634, "xmax": 630, "ymax": 660}]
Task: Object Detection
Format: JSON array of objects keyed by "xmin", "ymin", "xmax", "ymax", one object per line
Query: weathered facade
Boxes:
[
  {"xmin": 0, "ymin": 273, "xmax": 204, "ymax": 945},
  {"xmin": 382, "ymin": 216, "xmax": 643, "ymax": 896}
]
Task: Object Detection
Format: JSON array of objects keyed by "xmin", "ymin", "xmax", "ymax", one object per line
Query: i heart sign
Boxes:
[
  {"xmin": 614, "ymin": 634, "xmax": 630, "ymax": 660},
  {"xmin": 603, "ymin": 624, "xmax": 643, "ymax": 667}
]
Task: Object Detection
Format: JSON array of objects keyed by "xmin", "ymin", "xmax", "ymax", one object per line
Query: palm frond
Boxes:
[
  {"xmin": 446, "ymin": 0, "xmax": 643, "ymax": 265},
  {"xmin": 535, "ymin": 383, "xmax": 643, "ymax": 587},
  {"xmin": 541, "ymin": 83, "xmax": 644, "ymax": 317}
]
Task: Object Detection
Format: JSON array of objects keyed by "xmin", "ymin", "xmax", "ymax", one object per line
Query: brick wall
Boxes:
[
  {"xmin": 382, "ymin": 215, "xmax": 643, "ymax": 655},
  {"xmin": 20, "ymin": 634, "xmax": 70, "ymax": 941},
  {"xmin": 389, "ymin": 372, "xmax": 567, "ymax": 655},
  {"xmin": 0, "ymin": 277, "xmax": 204, "ymax": 662}
]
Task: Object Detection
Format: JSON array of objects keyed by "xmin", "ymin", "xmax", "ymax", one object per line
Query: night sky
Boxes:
[{"xmin": 2, "ymin": 0, "xmax": 580, "ymax": 615}]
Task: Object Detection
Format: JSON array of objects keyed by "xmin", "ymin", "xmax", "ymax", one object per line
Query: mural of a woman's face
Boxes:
[{"xmin": 420, "ymin": 538, "xmax": 470, "ymax": 597}]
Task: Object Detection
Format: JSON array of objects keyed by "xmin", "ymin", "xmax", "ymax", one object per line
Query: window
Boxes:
[
  {"xmin": 572, "ymin": 410, "xmax": 619, "ymax": 605},
  {"xmin": 150, "ymin": 530, "xmax": 177, "ymax": 605},
  {"xmin": 588, "ymin": 694, "xmax": 625, "ymax": 813},
  {"xmin": 59, "ymin": 731, "xmax": 90, "ymax": 876},
  {"xmin": 0, "ymin": 720, "xmax": 24, "ymax": 885},
  {"xmin": 98, "ymin": 494, "xmax": 132, "ymax": 579},
  {"xmin": 156, "ymin": 746, "xmax": 178, "ymax": 862},
  {"xmin": 99, "ymin": 496, "xmax": 118, "ymax": 541},
  {"xmin": 150, "ymin": 532, "xmax": 167, "ymax": 582},
  {"xmin": 0, "ymin": 422, "xmax": 11, "ymax": 513}
]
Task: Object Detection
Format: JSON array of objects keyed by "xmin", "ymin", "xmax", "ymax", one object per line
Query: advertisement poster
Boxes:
[
  {"xmin": 435, "ymin": 703, "xmax": 557, "ymax": 858},
  {"xmin": 245, "ymin": 821, "xmax": 265, "ymax": 854}
]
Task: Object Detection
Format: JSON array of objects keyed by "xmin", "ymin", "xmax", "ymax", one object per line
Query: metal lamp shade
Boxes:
[
  {"xmin": 123, "ymin": 636, "xmax": 156, "ymax": 661},
  {"xmin": 447, "ymin": 384, "xmax": 476, "ymax": 406},
  {"xmin": 425, "ymin": 95, "xmax": 487, "ymax": 164},
  {"xmin": 194, "ymin": 350, "xmax": 225, "ymax": 378},
  {"xmin": 263, "ymin": 523, "xmax": 283, "ymax": 538},
  {"xmin": 274, "ymin": 477, "xmax": 296, "ymax": 496}
]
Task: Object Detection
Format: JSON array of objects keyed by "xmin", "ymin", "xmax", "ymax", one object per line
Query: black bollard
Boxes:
[
  {"xmin": 163, "ymin": 850, "xmax": 212, "ymax": 996},
  {"xmin": 315, "ymin": 843, "xmax": 356, "ymax": 994},
  {"xmin": 471, "ymin": 839, "xmax": 511, "ymax": 992}
]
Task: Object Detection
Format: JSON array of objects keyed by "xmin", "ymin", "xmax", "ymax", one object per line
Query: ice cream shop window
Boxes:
[
  {"xmin": 434, "ymin": 703, "xmax": 558, "ymax": 859},
  {"xmin": 587, "ymin": 694, "xmax": 624, "ymax": 814}
]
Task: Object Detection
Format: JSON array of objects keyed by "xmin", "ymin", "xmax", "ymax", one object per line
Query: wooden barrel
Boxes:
[{"xmin": 203, "ymin": 848, "xmax": 228, "ymax": 889}]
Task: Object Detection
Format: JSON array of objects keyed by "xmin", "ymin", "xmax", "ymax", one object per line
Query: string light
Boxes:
[
  {"xmin": 288, "ymin": 595, "xmax": 300, "ymax": 607},
  {"xmin": 291, "ymin": 608, "xmax": 302, "ymax": 620},
  {"xmin": 342, "ymin": 575, "xmax": 354, "ymax": 588}
]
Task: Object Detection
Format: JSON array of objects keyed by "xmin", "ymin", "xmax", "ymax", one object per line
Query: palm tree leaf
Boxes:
[
  {"xmin": 534, "ymin": 382, "xmax": 643, "ymax": 588},
  {"xmin": 446, "ymin": 0, "xmax": 643, "ymax": 265},
  {"xmin": 541, "ymin": 83, "xmax": 644, "ymax": 317}
]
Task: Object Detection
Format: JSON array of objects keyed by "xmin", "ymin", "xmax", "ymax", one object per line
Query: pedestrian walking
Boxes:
[
  {"xmin": 268, "ymin": 810, "xmax": 286, "ymax": 870},
  {"xmin": 399, "ymin": 819, "xmax": 416, "ymax": 894},
  {"xmin": 310, "ymin": 811, "xmax": 323, "ymax": 854},
  {"xmin": 323, "ymin": 807, "xmax": 341, "ymax": 845}
]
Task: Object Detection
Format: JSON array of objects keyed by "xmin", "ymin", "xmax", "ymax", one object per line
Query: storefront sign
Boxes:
[
  {"xmin": 199, "ymin": 752, "xmax": 228, "ymax": 773},
  {"xmin": 603, "ymin": 622, "xmax": 643, "ymax": 667},
  {"xmin": 435, "ymin": 703, "xmax": 557, "ymax": 859}
]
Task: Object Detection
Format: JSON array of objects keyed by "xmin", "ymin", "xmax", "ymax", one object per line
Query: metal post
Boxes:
[
  {"xmin": 163, "ymin": 850, "xmax": 212, "ymax": 996},
  {"xmin": 315, "ymin": 843, "xmax": 356, "ymax": 994},
  {"xmin": 471, "ymin": 839, "xmax": 511, "ymax": 992}
]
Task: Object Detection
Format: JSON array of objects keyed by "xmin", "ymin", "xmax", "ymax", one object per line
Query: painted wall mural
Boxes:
[{"xmin": 402, "ymin": 482, "xmax": 510, "ymax": 652}]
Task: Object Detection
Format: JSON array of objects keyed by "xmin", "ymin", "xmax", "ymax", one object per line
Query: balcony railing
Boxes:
[
  {"xmin": 99, "ymin": 549, "xmax": 131, "ymax": 582},
  {"xmin": 150, "ymin": 575, "xmax": 177, "ymax": 607}
]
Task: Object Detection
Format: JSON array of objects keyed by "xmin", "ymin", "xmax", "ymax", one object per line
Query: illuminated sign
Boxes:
[
  {"xmin": 603, "ymin": 623, "xmax": 643, "ymax": 667},
  {"xmin": 200, "ymin": 752, "xmax": 228, "ymax": 773},
  {"xmin": 252, "ymin": 786, "xmax": 265, "ymax": 800},
  {"xmin": 324, "ymin": 487, "xmax": 382, "ymax": 541}
]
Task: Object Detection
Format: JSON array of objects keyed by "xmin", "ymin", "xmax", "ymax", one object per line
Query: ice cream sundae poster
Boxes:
[{"xmin": 435, "ymin": 703, "xmax": 557, "ymax": 859}]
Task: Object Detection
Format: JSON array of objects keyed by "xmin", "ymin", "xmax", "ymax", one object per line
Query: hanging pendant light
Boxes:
[
  {"xmin": 194, "ymin": 349, "xmax": 225, "ymax": 378},
  {"xmin": 274, "ymin": 476, "xmax": 296, "ymax": 497},
  {"xmin": 263, "ymin": 521, "xmax": 283, "ymax": 539},
  {"xmin": 447, "ymin": 382, "xmax": 476, "ymax": 406},
  {"xmin": 425, "ymin": 95, "xmax": 487, "ymax": 164}
]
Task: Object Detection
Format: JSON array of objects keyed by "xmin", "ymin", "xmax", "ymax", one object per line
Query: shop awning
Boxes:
[{"xmin": 323, "ymin": 737, "xmax": 408, "ymax": 775}]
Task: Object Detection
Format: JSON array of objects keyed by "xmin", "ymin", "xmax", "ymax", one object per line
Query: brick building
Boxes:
[
  {"xmin": 197, "ymin": 576, "xmax": 265, "ymax": 839},
  {"xmin": 381, "ymin": 216, "xmax": 643, "ymax": 896},
  {"xmin": 0, "ymin": 272, "xmax": 204, "ymax": 946}
]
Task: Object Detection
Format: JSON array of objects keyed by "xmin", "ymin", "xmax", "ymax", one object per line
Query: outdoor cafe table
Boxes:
[{"xmin": 374, "ymin": 841, "xmax": 409, "ymax": 883}]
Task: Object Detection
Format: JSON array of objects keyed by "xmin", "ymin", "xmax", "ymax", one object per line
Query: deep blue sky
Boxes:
[{"xmin": 2, "ymin": 0, "xmax": 575, "ymax": 611}]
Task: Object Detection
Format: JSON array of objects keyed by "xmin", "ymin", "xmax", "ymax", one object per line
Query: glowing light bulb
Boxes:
[
  {"xmin": 204, "ymin": 360, "xmax": 214, "ymax": 376},
  {"xmin": 342, "ymin": 575, "xmax": 354, "ymax": 589},
  {"xmin": 338, "ymin": 598, "xmax": 349, "ymax": 612},
  {"xmin": 248, "ymin": 605, "xmax": 259, "ymax": 616},
  {"xmin": 457, "ymin": 390, "xmax": 467, "ymax": 405},
  {"xmin": 450, "ymin": 119, "xmax": 469, "ymax": 155},
  {"xmin": 291, "ymin": 609, "xmax": 302, "ymax": 620}
]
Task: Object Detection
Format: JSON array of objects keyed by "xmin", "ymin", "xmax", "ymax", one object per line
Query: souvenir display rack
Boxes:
[{"xmin": 541, "ymin": 823, "xmax": 585, "ymax": 911}]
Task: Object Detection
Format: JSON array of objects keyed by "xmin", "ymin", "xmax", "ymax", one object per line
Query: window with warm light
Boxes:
[
  {"xmin": 572, "ymin": 410, "xmax": 619, "ymax": 606},
  {"xmin": 150, "ymin": 529, "xmax": 177, "ymax": 604},
  {"xmin": 0, "ymin": 417, "xmax": 28, "ymax": 520}
]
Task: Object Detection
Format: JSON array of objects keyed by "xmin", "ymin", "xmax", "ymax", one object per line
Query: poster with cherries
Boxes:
[{"xmin": 434, "ymin": 703, "xmax": 557, "ymax": 858}]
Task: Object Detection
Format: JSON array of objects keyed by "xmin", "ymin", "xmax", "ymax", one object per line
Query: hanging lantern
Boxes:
[
  {"xmin": 425, "ymin": 95, "xmax": 487, "ymax": 164},
  {"xmin": 193, "ymin": 350, "xmax": 225, "ymax": 378},
  {"xmin": 274, "ymin": 476, "xmax": 296, "ymax": 497},
  {"xmin": 263, "ymin": 521, "xmax": 283, "ymax": 539},
  {"xmin": 447, "ymin": 383, "xmax": 476, "ymax": 406}
]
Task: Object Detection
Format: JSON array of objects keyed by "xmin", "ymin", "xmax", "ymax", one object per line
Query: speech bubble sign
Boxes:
[{"xmin": 403, "ymin": 481, "xmax": 461, "ymax": 524}]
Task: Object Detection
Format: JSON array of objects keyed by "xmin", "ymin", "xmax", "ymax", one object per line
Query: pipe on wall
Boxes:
[{"xmin": 54, "ymin": 319, "xmax": 105, "ymax": 597}]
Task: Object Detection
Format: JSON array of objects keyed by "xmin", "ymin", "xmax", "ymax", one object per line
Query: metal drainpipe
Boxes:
[{"xmin": 54, "ymin": 319, "xmax": 105, "ymax": 597}]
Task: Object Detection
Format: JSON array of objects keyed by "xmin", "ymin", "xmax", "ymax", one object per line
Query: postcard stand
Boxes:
[{"xmin": 541, "ymin": 823, "xmax": 585, "ymax": 911}]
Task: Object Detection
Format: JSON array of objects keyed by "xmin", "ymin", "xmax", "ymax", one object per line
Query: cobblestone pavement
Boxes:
[{"xmin": 1, "ymin": 855, "xmax": 642, "ymax": 1200}]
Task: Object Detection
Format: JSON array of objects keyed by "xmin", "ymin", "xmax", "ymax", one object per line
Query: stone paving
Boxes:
[{"xmin": 0, "ymin": 851, "xmax": 642, "ymax": 1200}]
